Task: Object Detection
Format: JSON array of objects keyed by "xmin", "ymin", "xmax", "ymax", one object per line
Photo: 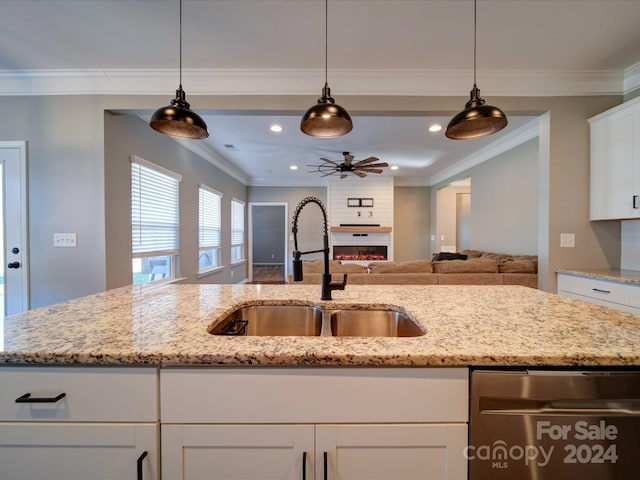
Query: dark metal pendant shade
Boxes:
[
  {"xmin": 149, "ymin": 0, "xmax": 208, "ymax": 140},
  {"xmin": 150, "ymin": 86, "xmax": 209, "ymax": 139},
  {"xmin": 301, "ymin": 0, "xmax": 352, "ymax": 138},
  {"xmin": 445, "ymin": 85, "xmax": 507, "ymax": 139},
  {"xmin": 300, "ymin": 84, "xmax": 353, "ymax": 138},
  {"xmin": 446, "ymin": 0, "xmax": 507, "ymax": 140}
]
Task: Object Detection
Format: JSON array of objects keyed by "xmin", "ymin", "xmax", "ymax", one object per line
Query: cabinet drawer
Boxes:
[
  {"xmin": 0, "ymin": 367, "xmax": 158, "ymax": 422},
  {"xmin": 161, "ymin": 367, "xmax": 468, "ymax": 424},
  {"xmin": 557, "ymin": 274, "xmax": 640, "ymax": 312}
]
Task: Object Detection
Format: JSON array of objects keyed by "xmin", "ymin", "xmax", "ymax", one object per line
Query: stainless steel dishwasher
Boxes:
[{"xmin": 470, "ymin": 369, "xmax": 640, "ymax": 480}]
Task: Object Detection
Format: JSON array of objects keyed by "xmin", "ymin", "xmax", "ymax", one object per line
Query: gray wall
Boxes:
[
  {"xmin": 470, "ymin": 138, "xmax": 539, "ymax": 255},
  {"xmin": 252, "ymin": 205, "xmax": 286, "ymax": 264},
  {"xmin": 104, "ymin": 113, "xmax": 247, "ymax": 288},
  {"xmin": 0, "ymin": 96, "xmax": 106, "ymax": 308},
  {"xmin": 393, "ymin": 186, "xmax": 431, "ymax": 261},
  {"xmin": 0, "ymin": 92, "xmax": 625, "ymax": 308}
]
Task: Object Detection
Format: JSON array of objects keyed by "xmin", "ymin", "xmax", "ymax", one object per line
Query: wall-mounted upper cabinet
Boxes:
[{"xmin": 589, "ymin": 96, "xmax": 640, "ymax": 220}]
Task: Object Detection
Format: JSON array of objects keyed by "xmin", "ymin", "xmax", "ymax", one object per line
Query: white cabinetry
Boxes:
[
  {"xmin": 589, "ymin": 96, "xmax": 640, "ymax": 220},
  {"xmin": 557, "ymin": 273, "xmax": 640, "ymax": 314},
  {"xmin": 160, "ymin": 368, "xmax": 468, "ymax": 480},
  {"xmin": 0, "ymin": 367, "xmax": 159, "ymax": 480}
]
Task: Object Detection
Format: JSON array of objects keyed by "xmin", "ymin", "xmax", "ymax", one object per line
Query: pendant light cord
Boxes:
[
  {"xmin": 473, "ymin": 0, "xmax": 477, "ymax": 87},
  {"xmin": 179, "ymin": 0, "xmax": 183, "ymax": 88},
  {"xmin": 324, "ymin": 0, "xmax": 328, "ymax": 86}
]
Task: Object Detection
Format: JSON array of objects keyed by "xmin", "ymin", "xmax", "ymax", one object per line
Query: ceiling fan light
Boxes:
[
  {"xmin": 150, "ymin": 87, "xmax": 209, "ymax": 139},
  {"xmin": 445, "ymin": 85, "xmax": 507, "ymax": 140},
  {"xmin": 301, "ymin": 84, "xmax": 353, "ymax": 138}
]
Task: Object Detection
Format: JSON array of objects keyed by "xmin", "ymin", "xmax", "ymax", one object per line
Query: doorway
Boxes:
[
  {"xmin": 1, "ymin": 141, "xmax": 29, "ymax": 317},
  {"xmin": 249, "ymin": 203, "xmax": 288, "ymax": 284}
]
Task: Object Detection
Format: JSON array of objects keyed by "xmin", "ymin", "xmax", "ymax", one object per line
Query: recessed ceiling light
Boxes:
[
  {"xmin": 428, "ymin": 124, "xmax": 442, "ymax": 133},
  {"xmin": 289, "ymin": 165, "xmax": 298, "ymax": 170},
  {"xmin": 390, "ymin": 165, "xmax": 399, "ymax": 171},
  {"xmin": 270, "ymin": 124, "xmax": 283, "ymax": 133}
]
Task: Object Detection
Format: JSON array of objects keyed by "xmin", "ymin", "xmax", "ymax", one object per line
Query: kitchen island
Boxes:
[
  {"xmin": 1, "ymin": 283, "xmax": 639, "ymax": 366},
  {"xmin": 1, "ymin": 284, "xmax": 639, "ymax": 480}
]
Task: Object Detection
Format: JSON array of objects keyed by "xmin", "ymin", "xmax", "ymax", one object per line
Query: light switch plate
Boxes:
[
  {"xmin": 54, "ymin": 233, "xmax": 77, "ymax": 247},
  {"xmin": 560, "ymin": 233, "xmax": 575, "ymax": 248}
]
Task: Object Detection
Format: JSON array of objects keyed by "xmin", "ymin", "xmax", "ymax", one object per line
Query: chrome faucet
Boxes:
[{"xmin": 291, "ymin": 196, "xmax": 347, "ymax": 300}]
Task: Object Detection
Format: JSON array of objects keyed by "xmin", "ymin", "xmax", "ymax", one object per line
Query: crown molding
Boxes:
[
  {"xmin": 624, "ymin": 61, "xmax": 640, "ymax": 95},
  {"xmin": 427, "ymin": 118, "xmax": 541, "ymax": 187},
  {"xmin": 0, "ymin": 67, "xmax": 629, "ymax": 97}
]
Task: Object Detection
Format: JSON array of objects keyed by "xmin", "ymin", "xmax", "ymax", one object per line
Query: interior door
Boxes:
[
  {"xmin": 1, "ymin": 141, "xmax": 29, "ymax": 316},
  {"xmin": 249, "ymin": 203, "xmax": 288, "ymax": 283}
]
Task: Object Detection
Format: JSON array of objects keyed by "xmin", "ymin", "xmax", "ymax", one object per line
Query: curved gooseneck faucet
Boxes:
[{"xmin": 291, "ymin": 196, "xmax": 347, "ymax": 300}]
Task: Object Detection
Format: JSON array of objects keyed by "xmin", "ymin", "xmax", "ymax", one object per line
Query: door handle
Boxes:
[
  {"xmin": 15, "ymin": 393, "xmax": 66, "ymax": 403},
  {"xmin": 7, "ymin": 262, "xmax": 20, "ymax": 269},
  {"xmin": 137, "ymin": 451, "xmax": 148, "ymax": 480},
  {"xmin": 324, "ymin": 451, "xmax": 328, "ymax": 480},
  {"xmin": 302, "ymin": 451, "xmax": 307, "ymax": 480},
  {"xmin": 634, "ymin": 195, "xmax": 639, "ymax": 209}
]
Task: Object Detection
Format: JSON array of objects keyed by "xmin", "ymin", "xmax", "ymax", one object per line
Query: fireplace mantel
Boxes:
[{"xmin": 330, "ymin": 226, "xmax": 392, "ymax": 233}]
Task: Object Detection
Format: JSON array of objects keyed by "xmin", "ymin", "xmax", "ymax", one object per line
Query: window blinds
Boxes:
[
  {"xmin": 231, "ymin": 199, "xmax": 245, "ymax": 247},
  {"xmin": 199, "ymin": 186, "xmax": 222, "ymax": 249},
  {"xmin": 131, "ymin": 157, "xmax": 181, "ymax": 257}
]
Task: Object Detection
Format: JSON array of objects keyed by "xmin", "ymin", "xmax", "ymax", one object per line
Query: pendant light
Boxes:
[
  {"xmin": 445, "ymin": 0, "xmax": 507, "ymax": 140},
  {"xmin": 150, "ymin": 0, "xmax": 209, "ymax": 139},
  {"xmin": 300, "ymin": 0, "xmax": 353, "ymax": 138}
]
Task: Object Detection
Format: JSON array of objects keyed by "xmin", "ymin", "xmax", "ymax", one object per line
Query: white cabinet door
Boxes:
[
  {"xmin": 162, "ymin": 424, "xmax": 315, "ymax": 480},
  {"xmin": 0, "ymin": 423, "xmax": 158, "ymax": 480},
  {"xmin": 590, "ymin": 98, "xmax": 640, "ymax": 220},
  {"xmin": 316, "ymin": 424, "xmax": 468, "ymax": 480}
]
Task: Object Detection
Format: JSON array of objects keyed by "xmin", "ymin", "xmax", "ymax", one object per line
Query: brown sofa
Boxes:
[{"xmin": 290, "ymin": 251, "xmax": 538, "ymax": 289}]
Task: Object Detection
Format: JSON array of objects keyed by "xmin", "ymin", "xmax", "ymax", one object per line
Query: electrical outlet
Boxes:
[
  {"xmin": 560, "ymin": 233, "xmax": 575, "ymax": 248},
  {"xmin": 53, "ymin": 233, "xmax": 77, "ymax": 247}
]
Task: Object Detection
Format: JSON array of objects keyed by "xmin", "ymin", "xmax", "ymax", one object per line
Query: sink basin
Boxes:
[
  {"xmin": 330, "ymin": 309, "xmax": 424, "ymax": 337},
  {"xmin": 210, "ymin": 305, "xmax": 323, "ymax": 336}
]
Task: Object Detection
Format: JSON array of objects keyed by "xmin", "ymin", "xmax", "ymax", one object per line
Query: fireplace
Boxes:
[{"xmin": 333, "ymin": 245, "xmax": 387, "ymax": 261}]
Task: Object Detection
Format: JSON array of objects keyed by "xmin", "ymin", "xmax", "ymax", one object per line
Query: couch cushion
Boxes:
[
  {"xmin": 431, "ymin": 252, "xmax": 468, "ymax": 261},
  {"xmin": 303, "ymin": 260, "xmax": 368, "ymax": 274},
  {"xmin": 368, "ymin": 260, "xmax": 433, "ymax": 274},
  {"xmin": 498, "ymin": 260, "xmax": 538, "ymax": 274},
  {"xmin": 432, "ymin": 258, "xmax": 498, "ymax": 274},
  {"xmin": 437, "ymin": 273, "xmax": 504, "ymax": 285},
  {"xmin": 333, "ymin": 262, "xmax": 369, "ymax": 273},
  {"xmin": 479, "ymin": 252, "xmax": 514, "ymax": 264},
  {"xmin": 458, "ymin": 249, "xmax": 484, "ymax": 258}
]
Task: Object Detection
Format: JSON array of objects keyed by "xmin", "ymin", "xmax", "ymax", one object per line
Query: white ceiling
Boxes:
[{"xmin": 2, "ymin": 0, "xmax": 640, "ymax": 186}]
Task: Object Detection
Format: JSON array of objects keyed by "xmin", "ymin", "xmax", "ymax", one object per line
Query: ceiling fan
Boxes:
[{"xmin": 308, "ymin": 152, "xmax": 389, "ymax": 179}]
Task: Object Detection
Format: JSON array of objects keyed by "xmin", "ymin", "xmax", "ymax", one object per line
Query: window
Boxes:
[
  {"xmin": 198, "ymin": 185, "xmax": 222, "ymax": 273},
  {"xmin": 130, "ymin": 156, "xmax": 181, "ymax": 284},
  {"xmin": 230, "ymin": 198, "xmax": 245, "ymax": 263}
]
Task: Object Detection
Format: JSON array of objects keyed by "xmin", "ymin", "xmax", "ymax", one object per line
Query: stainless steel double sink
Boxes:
[{"xmin": 208, "ymin": 304, "xmax": 424, "ymax": 338}]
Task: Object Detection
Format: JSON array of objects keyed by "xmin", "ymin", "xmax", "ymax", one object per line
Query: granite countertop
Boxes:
[
  {"xmin": 556, "ymin": 268, "xmax": 640, "ymax": 285},
  {"xmin": 1, "ymin": 283, "xmax": 640, "ymax": 367}
]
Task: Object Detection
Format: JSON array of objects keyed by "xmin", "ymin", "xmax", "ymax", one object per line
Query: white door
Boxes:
[
  {"xmin": 0, "ymin": 141, "xmax": 29, "ymax": 316},
  {"xmin": 316, "ymin": 424, "xmax": 468, "ymax": 480},
  {"xmin": 162, "ymin": 424, "xmax": 314, "ymax": 480}
]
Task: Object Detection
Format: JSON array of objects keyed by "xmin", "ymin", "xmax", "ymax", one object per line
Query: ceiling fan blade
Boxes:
[
  {"xmin": 319, "ymin": 157, "xmax": 340, "ymax": 166},
  {"xmin": 358, "ymin": 168, "xmax": 383, "ymax": 174},
  {"xmin": 353, "ymin": 156, "xmax": 380, "ymax": 166},
  {"xmin": 340, "ymin": 174, "xmax": 348, "ymax": 179},
  {"xmin": 343, "ymin": 153, "xmax": 355, "ymax": 165},
  {"xmin": 353, "ymin": 170, "xmax": 367, "ymax": 177},
  {"xmin": 365, "ymin": 162, "xmax": 389, "ymax": 168},
  {"xmin": 321, "ymin": 171, "xmax": 337, "ymax": 177}
]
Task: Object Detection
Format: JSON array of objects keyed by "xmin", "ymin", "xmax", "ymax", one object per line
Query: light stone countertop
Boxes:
[
  {"xmin": 556, "ymin": 268, "xmax": 640, "ymax": 285},
  {"xmin": 1, "ymin": 283, "xmax": 640, "ymax": 367}
]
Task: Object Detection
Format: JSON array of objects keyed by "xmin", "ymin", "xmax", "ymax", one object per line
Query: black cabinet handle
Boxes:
[
  {"xmin": 633, "ymin": 195, "xmax": 639, "ymax": 209},
  {"xmin": 15, "ymin": 392, "xmax": 66, "ymax": 403},
  {"xmin": 137, "ymin": 451, "xmax": 148, "ymax": 480},
  {"xmin": 592, "ymin": 288, "xmax": 611, "ymax": 294},
  {"xmin": 302, "ymin": 451, "xmax": 307, "ymax": 480},
  {"xmin": 324, "ymin": 451, "xmax": 328, "ymax": 480}
]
